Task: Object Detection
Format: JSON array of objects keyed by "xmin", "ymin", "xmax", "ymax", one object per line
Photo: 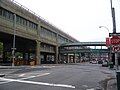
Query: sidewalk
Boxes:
[
  {"xmin": 98, "ymin": 65, "xmax": 119, "ymax": 90},
  {"xmin": 106, "ymin": 67, "xmax": 119, "ymax": 90},
  {"xmin": 0, "ymin": 65, "xmax": 31, "ymax": 69},
  {"xmin": 107, "ymin": 77, "xmax": 117, "ymax": 90}
]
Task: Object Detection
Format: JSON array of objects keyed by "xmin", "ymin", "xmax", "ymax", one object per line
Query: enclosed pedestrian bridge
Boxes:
[
  {"xmin": 61, "ymin": 42, "xmax": 106, "ymax": 46},
  {"xmin": 59, "ymin": 42, "xmax": 109, "ymax": 63},
  {"xmin": 60, "ymin": 42, "xmax": 108, "ymax": 53}
]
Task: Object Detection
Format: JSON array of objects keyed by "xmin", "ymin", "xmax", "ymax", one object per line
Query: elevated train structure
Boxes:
[{"xmin": 0, "ymin": 0, "xmax": 79, "ymax": 65}]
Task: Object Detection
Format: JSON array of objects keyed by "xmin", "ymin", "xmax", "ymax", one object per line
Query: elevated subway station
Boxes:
[{"xmin": 0, "ymin": 0, "xmax": 78, "ymax": 65}]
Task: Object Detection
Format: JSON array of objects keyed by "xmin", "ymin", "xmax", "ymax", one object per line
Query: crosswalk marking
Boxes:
[
  {"xmin": 0, "ymin": 73, "xmax": 50, "ymax": 85},
  {"xmin": 19, "ymin": 74, "xmax": 25, "ymax": 77},
  {"xmin": 0, "ymin": 77, "xmax": 75, "ymax": 88},
  {"xmin": 0, "ymin": 72, "xmax": 75, "ymax": 88}
]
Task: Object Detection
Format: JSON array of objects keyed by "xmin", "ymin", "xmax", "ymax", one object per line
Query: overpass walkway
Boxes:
[{"xmin": 59, "ymin": 42, "xmax": 109, "ymax": 64}]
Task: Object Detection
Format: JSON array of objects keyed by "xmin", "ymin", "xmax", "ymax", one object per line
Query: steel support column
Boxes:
[
  {"xmin": 67, "ymin": 54, "xmax": 70, "ymax": 63},
  {"xmin": 55, "ymin": 46, "xmax": 58, "ymax": 64},
  {"xmin": 74, "ymin": 53, "xmax": 76, "ymax": 63},
  {"xmin": 36, "ymin": 41, "xmax": 41, "ymax": 65},
  {"xmin": 79, "ymin": 53, "xmax": 81, "ymax": 63}
]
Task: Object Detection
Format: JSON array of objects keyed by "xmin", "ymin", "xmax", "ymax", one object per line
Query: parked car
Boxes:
[
  {"xmin": 102, "ymin": 61, "xmax": 108, "ymax": 67},
  {"xmin": 92, "ymin": 60, "xmax": 97, "ymax": 64},
  {"xmin": 98, "ymin": 60, "xmax": 103, "ymax": 64},
  {"xmin": 90, "ymin": 60, "xmax": 97, "ymax": 64}
]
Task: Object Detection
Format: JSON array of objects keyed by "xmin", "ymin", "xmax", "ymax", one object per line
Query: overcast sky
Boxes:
[{"xmin": 14, "ymin": 0, "xmax": 120, "ymax": 42}]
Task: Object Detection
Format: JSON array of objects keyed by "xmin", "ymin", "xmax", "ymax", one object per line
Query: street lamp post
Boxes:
[
  {"xmin": 110, "ymin": 0, "xmax": 116, "ymax": 34},
  {"xmin": 110, "ymin": 0, "xmax": 119, "ymax": 70},
  {"xmin": 99, "ymin": 26, "xmax": 112, "ymax": 63},
  {"xmin": 99, "ymin": 26, "xmax": 110, "ymax": 34},
  {"xmin": 12, "ymin": 14, "xmax": 16, "ymax": 66}
]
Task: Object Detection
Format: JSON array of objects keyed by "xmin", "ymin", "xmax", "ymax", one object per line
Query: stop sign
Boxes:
[{"xmin": 111, "ymin": 36, "xmax": 120, "ymax": 45}]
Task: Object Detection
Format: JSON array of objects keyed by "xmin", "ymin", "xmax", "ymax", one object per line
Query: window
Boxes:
[
  {"xmin": 16, "ymin": 15, "xmax": 28, "ymax": 27},
  {"xmin": 2, "ymin": 9, "xmax": 7, "ymax": 17},
  {"xmin": 58, "ymin": 35, "xmax": 68, "ymax": 43},
  {"xmin": 8, "ymin": 13, "xmax": 14, "ymax": 20},
  {"xmin": 16, "ymin": 15, "xmax": 20, "ymax": 23},
  {"xmin": 0, "ymin": 7, "xmax": 38, "ymax": 30},
  {"xmin": 40, "ymin": 26, "xmax": 57, "ymax": 41},
  {"xmin": 0, "ymin": 8, "xmax": 14, "ymax": 20},
  {"xmin": 28, "ymin": 21, "xmax": 38, "ymax": 30},
  {"xmin": 6, "ymin": 11, "xmax": 13, "ymax": 20},
  {"xmin": 23, "ymin": 19, "xmax": 27, "ymax": 26}
]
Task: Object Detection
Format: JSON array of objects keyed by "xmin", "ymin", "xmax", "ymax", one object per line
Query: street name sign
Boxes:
[{"xmin": 109, "ymin": 33, "xmax": 120, "ymax": 37}]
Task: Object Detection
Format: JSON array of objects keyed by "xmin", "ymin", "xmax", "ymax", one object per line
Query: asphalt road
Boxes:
[{"xmin": 0, "ymin": 63, "xmax": 116, "ymax": 90}]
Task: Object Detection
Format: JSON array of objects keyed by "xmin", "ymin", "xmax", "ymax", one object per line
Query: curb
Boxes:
[
  {"xmin": 99, "ymin": 77, "xmax": 116, "ymax": 90},
  {"xmin": 0, "ymin": 66, "xmax": 29, "ymax": 69}
]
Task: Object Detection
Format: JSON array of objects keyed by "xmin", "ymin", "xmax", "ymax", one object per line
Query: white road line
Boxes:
[
  {"xmin": 21, "ymin": 73, "xmax": 50, "ymax": 80},
  {"xmin": 82, "ymin": 85, "xmax": 88, "ymax": 88},
  {"xmin": 86, "ymin": 88, "xmax": 95, "ymax": 90},
  {"xmin": 0, "ymin": 78, "xmax": 75, "ymax": 89},
  {"xmin": 0, "ymin": 73, "xmax": 50, "ymax": 85},
  {"xmin": 0, "ymin": 81, "xmax": 11, "ymax": 84},
  {"xmin": 0, "ymin": 73, "xmax": 75, "ymax": 88},
  {"xmin": 19, "ymin": 74, "xmax": 25, "ymax": 77}
]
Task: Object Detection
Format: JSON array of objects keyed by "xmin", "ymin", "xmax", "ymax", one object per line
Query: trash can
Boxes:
[
  {"xmin": 116, "ymin": 70, "xmax": 120, "ymax": 90},
  {"xmin": 109, "ymin": 62, "xmax": 114, "ymax": 69}
]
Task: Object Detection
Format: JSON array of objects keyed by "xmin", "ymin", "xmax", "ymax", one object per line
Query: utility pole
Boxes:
[
  {"xmin": 110, "ymin": 0, "xmax": 119, "ymax": 70},
  {"xmin": 12, "ymin": 14, "xmax": 16, "ymax": 66},
  {"xmin": 110, "ymin": 0, "xmax": 116, "ymax": 34}
]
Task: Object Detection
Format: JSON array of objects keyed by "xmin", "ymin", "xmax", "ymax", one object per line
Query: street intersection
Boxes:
[{"xmin": 0, "ymin": 63, "xmax": 117, "ymax": 90}]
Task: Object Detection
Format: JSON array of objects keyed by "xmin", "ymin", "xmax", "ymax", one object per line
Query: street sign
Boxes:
[
  {"xmin": 106, "ymin": 37, "xmax": 110, "ymax": 47},
  {"xmin": 111, "ymin": 36, "xmax": 120, "ymax": 45},
  {"xmin": 112, "ymin": 46, "xmax": 120, "ymax": 52},
  {"xmin": 109, "ymin": 33, "xmax": 120, "ymax": 37}
]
